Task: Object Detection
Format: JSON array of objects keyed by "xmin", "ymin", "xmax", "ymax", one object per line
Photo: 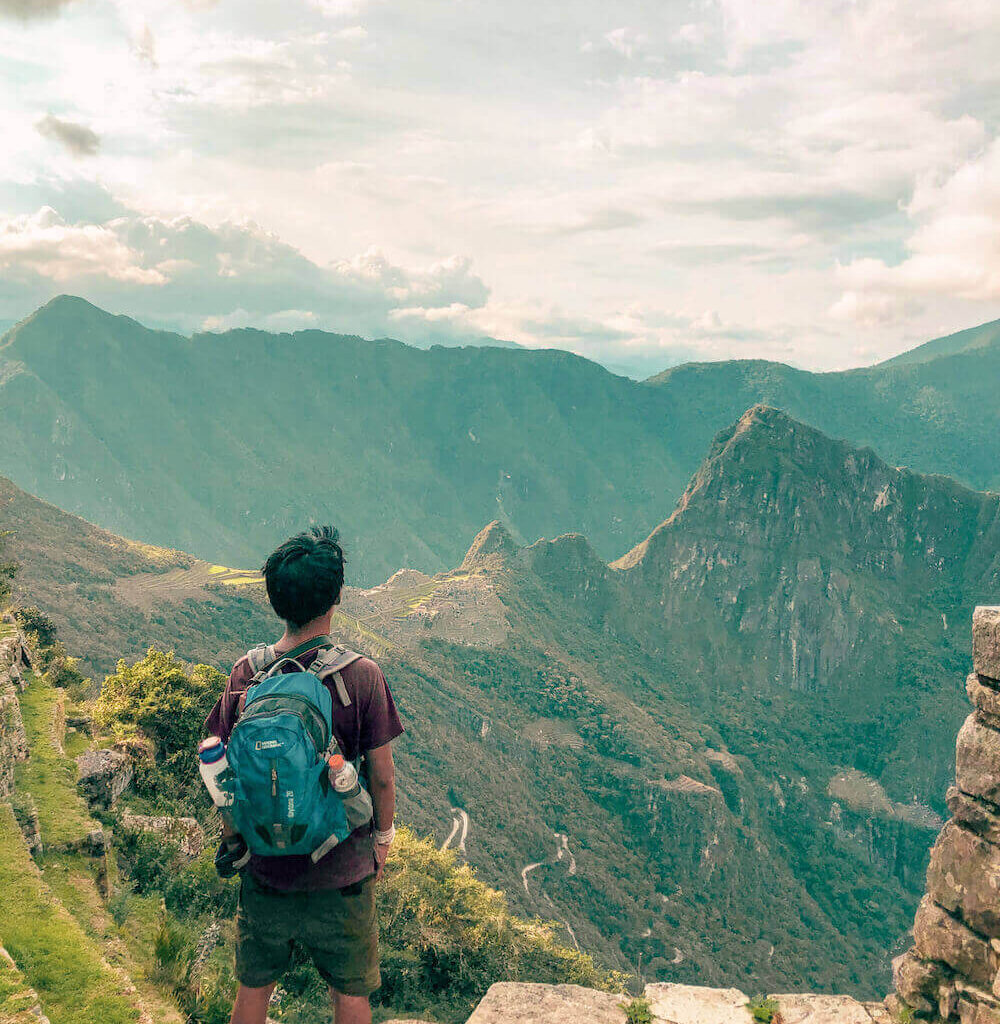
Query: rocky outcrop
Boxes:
[
  {"xmin": 466, "ymin": 983, "xmax": 626, "ymax": 1023},
  {"xmin": 119, "ymin": 810, "xmax": 204, "ymax": 857},
  {"xmin": 76, "ymin": 747, "xmax": 134, "ymax": 811},
  {"xmin": 457, "ymin": 982, "xmax": 891, "ymax": 1023},
  {"xmin": 0, "ymin": 636, "xmax": 30, "ymax": 799},
  {"xmin": 893, "ymin": 606, "xmax": 1000, "ymax": 1023}
]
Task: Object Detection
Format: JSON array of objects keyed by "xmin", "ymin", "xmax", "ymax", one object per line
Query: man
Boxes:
[{"xmin": 205, "ymin": 526, "xmax": 404, "ymax": 1024}]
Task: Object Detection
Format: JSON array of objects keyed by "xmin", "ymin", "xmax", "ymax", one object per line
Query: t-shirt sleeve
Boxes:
[
  {"xmin": 204, "ymin": 659, "xmax": 250, "ymax": 744},
  {"xmin": 358, "ymin": 661, "xmax": 405, "ymax": 753}
]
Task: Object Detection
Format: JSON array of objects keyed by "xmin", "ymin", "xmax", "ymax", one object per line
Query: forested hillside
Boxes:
[{"xmin": 3, "ymin": 296, "xmax": 1000, "ymax": 584}]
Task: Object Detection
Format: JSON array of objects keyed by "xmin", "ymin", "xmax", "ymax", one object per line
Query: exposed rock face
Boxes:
[
  {"xmin": 772, "ymin": 993, "xmax": 881, "ymax": 1024},
  {"xmin": 76, "ymin": 747, "xmax": 134, "ymax": 810},
  {"xmin": 119, "ymin": 811, "xmax": 204, "ymax": 857},
  {"xmin": 0, "ymin": 636, "xmax": 30, "ymax": 799},
  {"xmin": 973, "ymin": 608, "xmax": 1000, "ymax": 682},
  {"xmin": 893, "ymin": 607, "xmax": 1000, "ymax": 1023},
  {"xmin": 465, "ymin": 983, "xmax": 626, "ymax": 1023},
  {"xmin": 460, "ymin": 983, "xmax": 890, "ymax": 1023},
  {"xmin": 644, "ymin": 982, "xmax": 752, "ymax": 1022}
]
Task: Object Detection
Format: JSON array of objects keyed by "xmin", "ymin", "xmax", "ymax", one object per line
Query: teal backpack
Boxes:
[{"xmin": 224, "ymin": 636, "xmax": 371, "ymax": 862}]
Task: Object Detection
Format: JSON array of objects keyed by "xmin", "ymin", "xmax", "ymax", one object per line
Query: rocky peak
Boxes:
[
  {"xmin": 461, "ymin": 520, "xmax": 519, "ymax": 569},
  {"xmin": 610, "ymin": 406, "xmax": 1000, "ymax": 692}
]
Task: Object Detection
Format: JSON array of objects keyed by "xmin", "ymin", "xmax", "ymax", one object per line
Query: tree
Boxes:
[
  {"xmin": 94, "ymin": 647, "xmax": 225, "ymax": 770},
  {"xmin": 0, "ymin": 530, "xmax": 17, "ymax": 609}
]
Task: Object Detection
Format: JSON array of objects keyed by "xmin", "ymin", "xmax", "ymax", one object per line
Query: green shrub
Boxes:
[
  {"xmin": 0, "ymin": 531, "xmax": 17, "ymax": 610},
  {"xmin": 375, "ymin": 827, "xmax": 623, "ymax": 1021},
  {"xmin": 115, "ymin": 830, "xmax": 238, "ymax": 919},
  {"xmin": 44, "ymin": 652, "xmax": 92, "ymax": 699},
  {"xmin": 620, "ymin": 996, "xmax": 653, "ymax": 1024},
  {"xmin": 108, "ymin": 882, "xmax": 135, "ymax": 927},
  {"xmin": 747, "ymin": 994, "xmax": 780, "ymax": 1023},
  {"xmin": 177, "ymin": 959, "xmax": 237, "ymax": 1024},
  {"xmin": 151, "ymin": 904, "xmax": 192, "ymax": 988},
  {"xmin": 13, "ymin": 604, "xmax": 56, "ymax": 650},
  {"xmin": 95, "ymin": 647, "xmax": 224, "ymax": 783}
]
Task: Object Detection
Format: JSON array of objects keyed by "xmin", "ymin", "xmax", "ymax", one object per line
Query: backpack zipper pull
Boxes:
[{"xmin": 271, "ymin": 763, "xmax": 278, "ymax": 798}]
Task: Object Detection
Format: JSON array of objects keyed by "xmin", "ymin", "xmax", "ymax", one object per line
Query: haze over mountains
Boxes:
[
  {"xmin": 7, "ymin": 395, "xmax": 1000, "ymax": 996},
  {"xmin": 3, "ymin": 295, "xmax": 1000, "ymax": 585}
]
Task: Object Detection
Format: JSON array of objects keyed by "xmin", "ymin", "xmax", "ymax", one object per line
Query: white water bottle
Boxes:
[
  {"xmin": 198, "ymin": 736, "xmax": 233, "ymax": 807},
  {"xmin": 327, "ymin": 754, "xmax": 373, "ymax": 829}
]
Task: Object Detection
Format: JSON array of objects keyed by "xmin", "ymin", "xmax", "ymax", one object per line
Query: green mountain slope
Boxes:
[
  {"xmin": 3, "ymin": 297, "xmax": 1000, "ymax": 585},
  {"xmin": 875, "ymin": 317, "xmax": 1000, "ymax": 367},
  {"xmin": 8, "ymin": 408, "xmax": 996, "ymax": 999},
  {"xmin": 0, "ymin": 296, "xmax": 687, "ymax": 584}
]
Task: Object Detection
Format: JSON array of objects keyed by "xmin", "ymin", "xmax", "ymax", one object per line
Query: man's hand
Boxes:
[
  {"xmin": 374, "ymin": 841, "xmax": 390, "ymax": 881},
  {"xmin": 215, "ymin": 835, "xmax": 250, "ymax": 878}
]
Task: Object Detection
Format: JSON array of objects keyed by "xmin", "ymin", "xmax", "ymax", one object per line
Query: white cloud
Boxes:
[
  {"xmin": 3, "ymin": 0, "xmax": 1000, "ymax": 370},
  {"xmin": 833, "ymin": 139, "xmax": 1000, "ymax": 318},
  {"xmin": 604, "ymin": 27, "xmax": 647, "ymax": 59},
  {"xmin": 0, "ymin": 207, "xmax": 164, "ymax": 284},
  {"xmin": 309, "ymin": 0, "xmax": 366, "ymax": 17},
  {"xmin": 0, "ymin": 203, "xmax": 489, "ymax": 337}
]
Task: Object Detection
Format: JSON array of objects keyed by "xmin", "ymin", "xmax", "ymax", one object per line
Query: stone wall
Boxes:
[
  {"xmin": 0, "ymin": 634, "xmax": 30, "ymax": 799},
  {"xmin": 893, "ymin": 606, "xmax": 1000, "ymax": 1024}
]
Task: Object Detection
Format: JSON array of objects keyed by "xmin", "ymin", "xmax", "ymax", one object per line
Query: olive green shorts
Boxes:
[{"xmin": 235, "ymin": 872, "xmax": 380, "ymax": 996}]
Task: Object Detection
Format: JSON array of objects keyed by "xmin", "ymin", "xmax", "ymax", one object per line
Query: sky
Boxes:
[{"xmin": 2, "ymin": 0, "xmax": 1000, "ymax": 377}]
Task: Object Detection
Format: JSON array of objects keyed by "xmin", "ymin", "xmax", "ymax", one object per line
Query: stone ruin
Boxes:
[{"xmin": 892, "ymin": 606, "xmax": 1000, "ymax": 1024}]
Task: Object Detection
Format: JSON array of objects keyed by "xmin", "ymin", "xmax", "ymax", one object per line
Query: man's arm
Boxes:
[{"xmin": 365, "ymin": 742, "xmax": 396, "ymax": 880}]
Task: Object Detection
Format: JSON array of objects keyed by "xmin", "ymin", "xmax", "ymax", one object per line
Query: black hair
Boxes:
[{"xmin": 261, "ymin": 525, "xmax": 346, "ymax": 629}]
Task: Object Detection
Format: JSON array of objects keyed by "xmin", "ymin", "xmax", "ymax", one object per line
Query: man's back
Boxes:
[{"xmin": 205, "ymin": 646, "xmax": 403, "ymax": 891}]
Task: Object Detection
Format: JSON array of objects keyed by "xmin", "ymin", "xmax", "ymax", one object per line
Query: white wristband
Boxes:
[{"xmin": 374, "ymin": 824, "xmax": 396, "ymax": 846}]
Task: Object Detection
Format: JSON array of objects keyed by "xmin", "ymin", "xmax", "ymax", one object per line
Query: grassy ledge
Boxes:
[
  {"xmin": 12, "ymin": 674, "xmax": 96, "ymax": 848},
  {"xmin": 0, "ymin": 802, "xmax": 141, "ymax": 1024}
]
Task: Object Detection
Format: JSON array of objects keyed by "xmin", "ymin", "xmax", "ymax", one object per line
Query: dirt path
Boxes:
[{"xmin": 441, "ymin": 807, "xmax": 469, "ymax": 854}]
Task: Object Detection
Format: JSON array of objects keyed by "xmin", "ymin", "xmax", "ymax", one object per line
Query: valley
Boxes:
[{"xmin": 5, "ymin": 398, "xmax": 995, "ymax": 1002}]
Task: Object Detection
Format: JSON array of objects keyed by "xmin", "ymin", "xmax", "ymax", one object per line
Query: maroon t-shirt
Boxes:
[{"xmin": 204, "ymin": 648, "xmax": 404, "ymax": 891}]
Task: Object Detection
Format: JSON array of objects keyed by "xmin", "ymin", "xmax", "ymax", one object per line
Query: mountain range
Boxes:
[
  {"xmin": 3, "ymin": 296, "xmax": 1000, "ymax": 585},
  {"xmin": 7, "ymin": 400, "xmax": 997, "ymax": 998}
]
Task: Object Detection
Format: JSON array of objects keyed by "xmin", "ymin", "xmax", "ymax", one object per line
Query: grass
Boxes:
[
  {"xmin": 0, "ymin": 949, "xmax": 42, "ymax": 1024},
  {"xmin": 13, "ymin": 674, "xmax": 96, "ymax": 848},
  {"xmin": 42, "ymin": 853, "xmax": 184, "ymax": 1024},
  {"xmin": 0, "ymin": 802, "xmax": 141, "ymax": 1024},
  {"xmin": 0, "ymin": 621, "xmax": 17, "ymax": 639}
]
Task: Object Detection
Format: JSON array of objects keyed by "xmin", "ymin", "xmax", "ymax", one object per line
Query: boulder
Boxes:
[
  {"xmin": 927, "ymin": 823, "xmax": 1000, "ymax": 937},
  {"xmin": 76, "ymin": 748, "xmax": 134, "ymax": 810},
  {"xmin": 465, "ymin": 983, "xmax": 626, "ymax": 1024},
  {"xmin": 892, "ymin": 949, "xmax": 947, "ymax": 1016},
  {"xmin": 959, "ymin": 993, "xmax": 1000, "ymax": 1024},
  {"xmin": 974, "ymin": 608, "xmax": 1000, "ymax": 683},
  {"xmin": 913, "ymin": 896, "xmax": 1000, "ymax": 988},
  {"xmin": 119, "ymin": 811, "xmax": 204, "ymax": 857},
  {"xmin": 956, "ymin": 716, "xmax": 1000, "ymax": 807},
  {"xmin": 862, "ymin": 1001, "xmax": 895, "ymax": 1023},
  {"xmin": 947, "ymin": 788, "xmax": 1000, "ymax": 847},
  {"xmin": 968, "ymin": 674, "xmax": 1000, "ymax": 728},
  {"xmin": 643, "ymin": 983, "xmax": 752, "ymax": 1023},
  {"xmin": 82, "ymin": 828, "xmax": 109, "ymax": 857},
  {"xmin": 767, "ymin": 993, "xmax": 876, "ymax": 1023}
]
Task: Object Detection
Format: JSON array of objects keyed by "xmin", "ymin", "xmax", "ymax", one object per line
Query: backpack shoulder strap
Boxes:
[
  {"xmin": 245, "ymin": 644, "xmax": 277, "ymax": 679},
  {"xmin": 309, "ymin": 645, "xmax": 363, "ymax": 707}
]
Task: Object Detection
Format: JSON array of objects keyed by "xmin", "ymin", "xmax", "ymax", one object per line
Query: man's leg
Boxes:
[
  {"xmin": 230, "ymin": 982, "xmax": 276, "ymax": 1024},
  {"xmin": 329, "ymin": 987, "xmax": 371, "ymax": 1024}
]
